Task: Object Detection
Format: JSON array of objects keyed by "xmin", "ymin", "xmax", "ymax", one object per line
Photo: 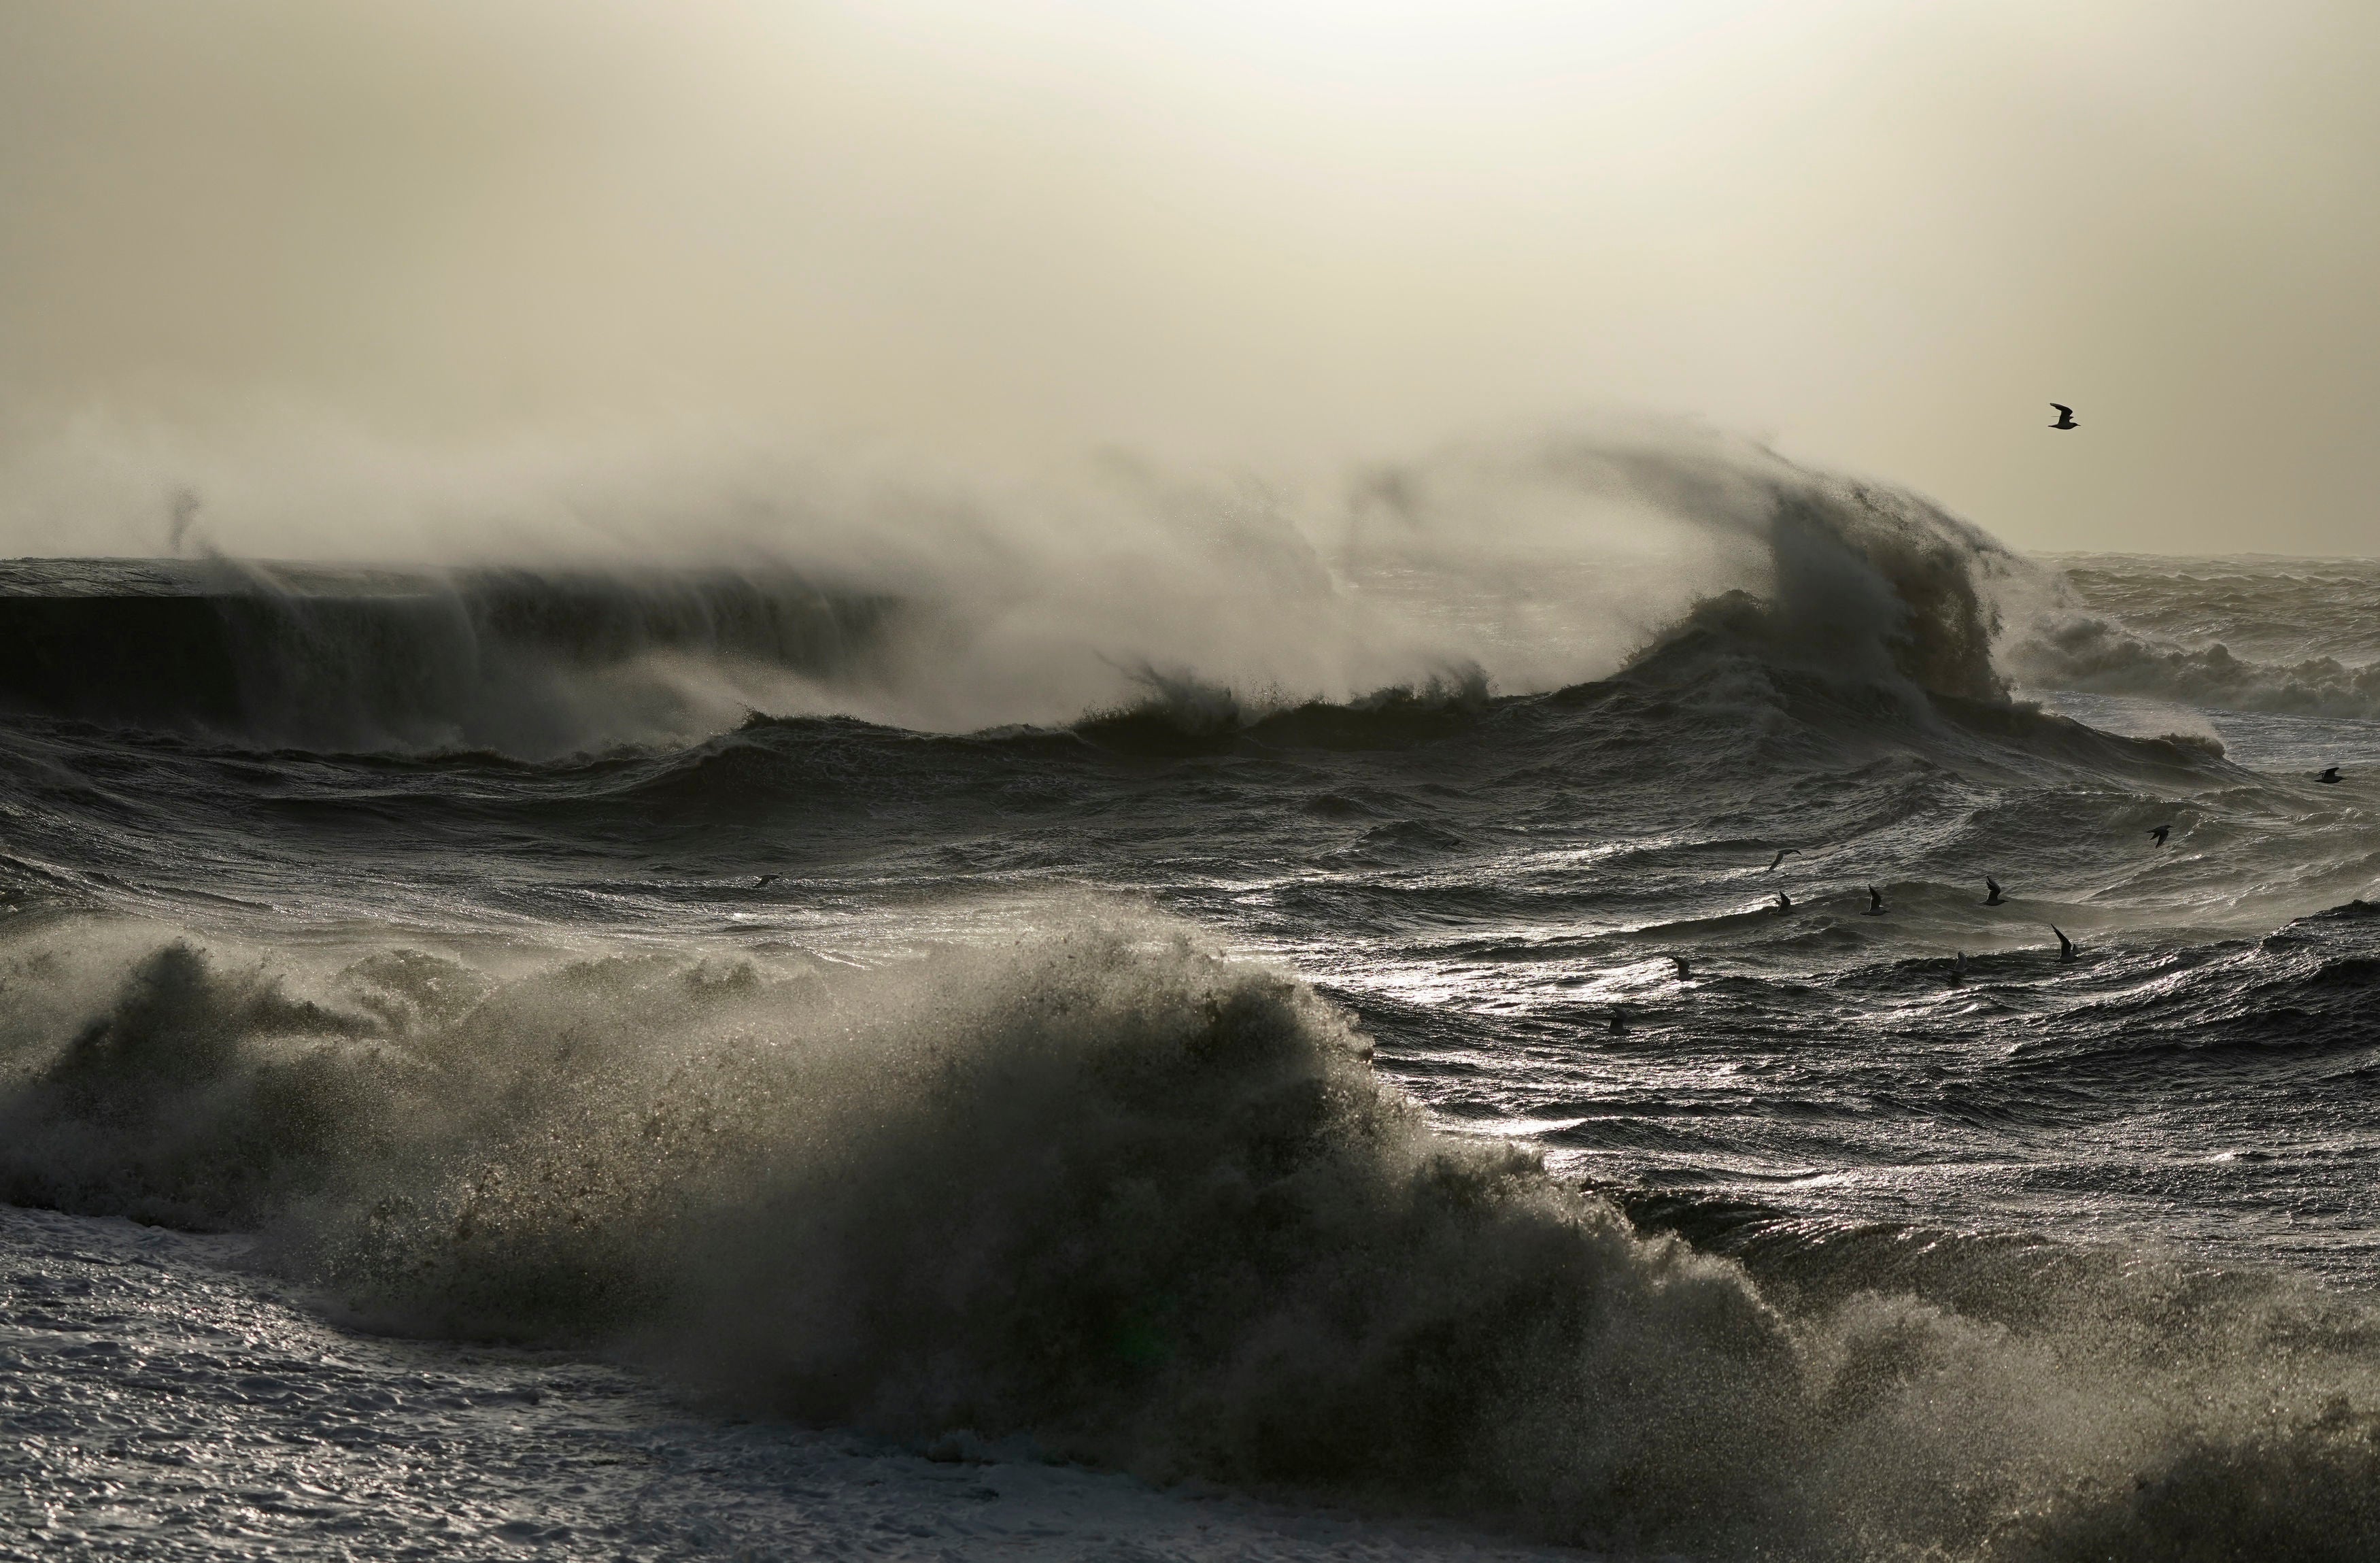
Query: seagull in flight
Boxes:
[
  {"xmin": 1669, "ymin": 954, "xmax": 1692, "ymax": 980},
  {"xmin": 2147, "ymin": 825, "xmax": 2171, "ymax": 847},
  {"xmin": 2318, "ymin": 766, "xmax": 2343, "ymax": 784},
  {"xmin": 1984, "ymin": 876, "xmax": 2005, "ymax": 906},
  {"xmin": 1774, "ymin": 891, "xmax": 1794, "ymax": 911},
  {"xmin": 752, "ymin": 873, "xmax": 781, "ymax": 888},
  {"xmin": 1863, "ymin": 885, "xmax": 1888, "ymax": 915},
  {"xmin": 2051, "ymin": 925, "xmax": 2077, "ymax": 962},
  {"xmin": 1766, "ymin": 848, "xmax": 1800, "ymax": 872},
  {"xmin": 2050, "ymin": 403, "xmax": 2078, "ymax": 430}
]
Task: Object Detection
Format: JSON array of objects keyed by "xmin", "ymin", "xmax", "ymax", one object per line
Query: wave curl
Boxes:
[{"xmin": 0, "ymin": 431, "xmax": 2044, "ymax": 756}]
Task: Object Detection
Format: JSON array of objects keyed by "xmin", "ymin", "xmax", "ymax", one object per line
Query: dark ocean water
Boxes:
[{"xmin": 3, "ymin": 455, "xmax": 2378, "ymax": 1560}]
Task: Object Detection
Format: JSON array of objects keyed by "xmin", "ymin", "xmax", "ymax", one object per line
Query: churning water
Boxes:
[{"xmin": 3, "ymin": 438, "xmax": 2377, "ymax": 1560}]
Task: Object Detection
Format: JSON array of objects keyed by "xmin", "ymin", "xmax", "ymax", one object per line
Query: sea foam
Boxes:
[{"xmin": 3, "ymin": 909, "xmax": 2376, "ymax": 1558}]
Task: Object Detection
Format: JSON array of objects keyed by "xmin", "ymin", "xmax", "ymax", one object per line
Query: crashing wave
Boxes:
[
  {"xmin": 2005, "ymin": 608, "xmax": 2380, "ymax": 720},
  {"xmin": 2, "ymin": 910, "xmax": 2375, "ymax": 1558},
  {"xmin": 0, "ymin": 431, "xmax": 2047, "ymax": 755}
]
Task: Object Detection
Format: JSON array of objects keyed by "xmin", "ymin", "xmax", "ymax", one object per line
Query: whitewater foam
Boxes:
[
  {"xmin": 5, "ymin": 434, "xmax": 2380, "ymax": 1559},
  {"xmin": 5, "ymin": 909, "xmax": 2378, "ymax": 1558},
  {"xmin": 0, "ymin": 430, "xmax": 2047, "ymax": 754}
]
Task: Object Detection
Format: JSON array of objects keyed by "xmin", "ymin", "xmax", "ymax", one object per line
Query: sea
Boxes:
[{"xmin": 2, "ymin": 440, "xmax": 2377, "ymax": 1560}]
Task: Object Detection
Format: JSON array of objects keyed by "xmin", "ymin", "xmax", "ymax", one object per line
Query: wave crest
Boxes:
[
  {"xmin": 2007, "ymin": 608, "xmax": 2380, "ymax": 720},
  {"xmin": 0, "ymin": 429, "xmax": 2047, "ymax": 755}
]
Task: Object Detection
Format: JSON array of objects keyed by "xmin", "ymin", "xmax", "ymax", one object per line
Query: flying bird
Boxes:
[
  {"xmin": 2147, "ymin": 825, "xmax": 2171, "ymax": 847},
  {"xmin": 2051, "ymin": 925, "xmax": 2077, "ymax": 962},
  {"xmin": 752, "ymin": 873, "xmax": 781, "ymax": 888},
  {"xmin": 2050, "ymin": 403, "xmax": 2078, "ymax": 430},
  {"xmin": 1984, "ymin": 876, "xmax": 2005, "ymax": 906},
  {"xmin": 2318, "ymin": 767, "xmax": 2343, "ymax": 784},
  {"xmin": 1863, "ymin": 885, "xmax": 1888, "ymax": 915},
  {"xmin": 1767, "ymin": 848, "xmax": 1800, "ymax": 872},
  {"xmin": 1669, "ymin": 954, "xmax": 1692, "ymax": 980},
  {"xmin": 1774, "ymin": 892, "xmax": 1794, "ymax": 911}
]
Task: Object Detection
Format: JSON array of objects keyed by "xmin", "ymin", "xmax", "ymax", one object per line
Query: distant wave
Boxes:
[
  {"xmin": 2007, "ymin": 607, "xmax": 2380, "ymax": 721},
  {"xmin": 1067, "ymin": 670, "xmax": 1493, "ymax": 756},
  {"xmin": 0, "ymin": 432, "xmax": 2052, "ymax": 756},
  {"xmin": 2, "ymin": 909, "xmax": 2375, "ymax": 1558},
  {"xmin": 0, "ymin": 562, "xmax": 902, "ymax": 755},
  {"xmin": 12, "ymin": 436, "xmax": 2368, "ymax": 760}
]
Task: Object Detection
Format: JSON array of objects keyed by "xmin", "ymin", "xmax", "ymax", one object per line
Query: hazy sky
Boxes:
[{"xmin": 1, "ymin": 0, "xmax": 2374, "ymax": 555}]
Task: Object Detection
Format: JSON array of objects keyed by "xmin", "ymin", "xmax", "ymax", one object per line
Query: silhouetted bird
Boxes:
[
  {"xmin": 1984, "ymin": 876, "xmax": 2005, "ymax": 906},
  {"xmin": 1948, "ymin": 951, "xmax": 1967, "ymax": 986},
  {"xmin": 1767, "ymin": 848, "xmax": 1799, "ymax": 872},
  {"xmin": 1669, "ymin": 954, "xmax": 1691, "ymax": 980},
  {"xmin": 1864, "ymin": 885, "xmax": 1888, "ymax": 915},
  {"xmin": 1775, "ymin": 892, "xmax": 1794, "ymax": 911},
  {"xmin": 2318, "ymin": 767, "xmax": 2342, "ymax": 784},
  {"xmin": 2052, "ymin": 925, "xmax": 2077, "ymax": 962},
  {"xmin": 2147, "ymin": 825, "xmax": 2171, "ymax": 847},
  {"xmin": 2050, "ymin": 403, "xmax": 2078, "ymax": 430},
  {"xmin": 753, "ymin": 873, "xmax": 781, "ymax": 888},
  {"xmin": 1609, "ymin": 1007, "xmax": 1627, "ymax": 1035}
]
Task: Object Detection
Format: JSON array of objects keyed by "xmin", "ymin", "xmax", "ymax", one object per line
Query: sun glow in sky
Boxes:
[{"xmin": 1, "ymin": 0, "xmax": 2375, "ymax": 554}]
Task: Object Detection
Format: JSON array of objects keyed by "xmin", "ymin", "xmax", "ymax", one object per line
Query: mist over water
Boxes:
[
  {"xmin": 3, "ymin": 426, "xmax": 2379, "ymax": 1559},
  {"xmin": 8, "ymin": 1, "xmax": 2380, "ymax": 1551},
  {"xmin": 0, "ymin": 426, "xmax": 2037, "ymax": 752}
]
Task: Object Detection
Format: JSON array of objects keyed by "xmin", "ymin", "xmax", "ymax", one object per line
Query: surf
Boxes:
[
  {"xmin": 2, "ymin": 909, "xmax": 2377, "ymax": 1558},
  {"xmin": 0, "ymin": 430, "xmax": 2044, "ymax": 755}
]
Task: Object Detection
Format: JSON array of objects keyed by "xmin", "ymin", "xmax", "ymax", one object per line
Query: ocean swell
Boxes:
[
  {"xmin": 0, "ymin": 433, "xmax": 2049, "ymax": 756},
  {"xmin": 0, "ymin": 560, "xmax": 902, "ymax": 755}
]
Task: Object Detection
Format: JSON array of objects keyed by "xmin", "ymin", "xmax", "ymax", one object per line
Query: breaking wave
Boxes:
[
  {"xmin": 0, "ymin": 433, "xmax": 2039, "ymax": 755},
  {"xmin": 3, "ymin": 909, "xmax": 2376, "ymax": 1560},
  {"xmin": 2007, "ymin": 608, "xmax": 2380, "ymax": 721},
  {"xmin": 0, "ymin": 558, "xmax": 904, "ymax": 755}
]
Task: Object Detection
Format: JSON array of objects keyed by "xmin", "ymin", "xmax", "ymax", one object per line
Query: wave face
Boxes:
[
  {"xmin": 5, "ymin": 438, "xmax": 2380, "ymax": 1558},
  {"xmin": 0, "ymin": 435, "xmax": 2036, "ymax": 753},
  {"xmin": 0, "ymin": 558, "xmax": 900, "ymax": 754}
]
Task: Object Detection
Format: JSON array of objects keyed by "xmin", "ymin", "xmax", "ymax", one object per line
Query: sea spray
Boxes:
[
  {"xmin": 0, "ymin": 429, "xmax": 2052, "ymax": 753},
  {"xmin": 3, "ymin": 909, "xmax": 2377, "ymax": 1558}
]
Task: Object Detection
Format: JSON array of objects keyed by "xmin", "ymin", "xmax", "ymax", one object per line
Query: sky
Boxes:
[{"xmin": 1, "ymin": 0, "xmax": 2374, "ymax": 556}]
